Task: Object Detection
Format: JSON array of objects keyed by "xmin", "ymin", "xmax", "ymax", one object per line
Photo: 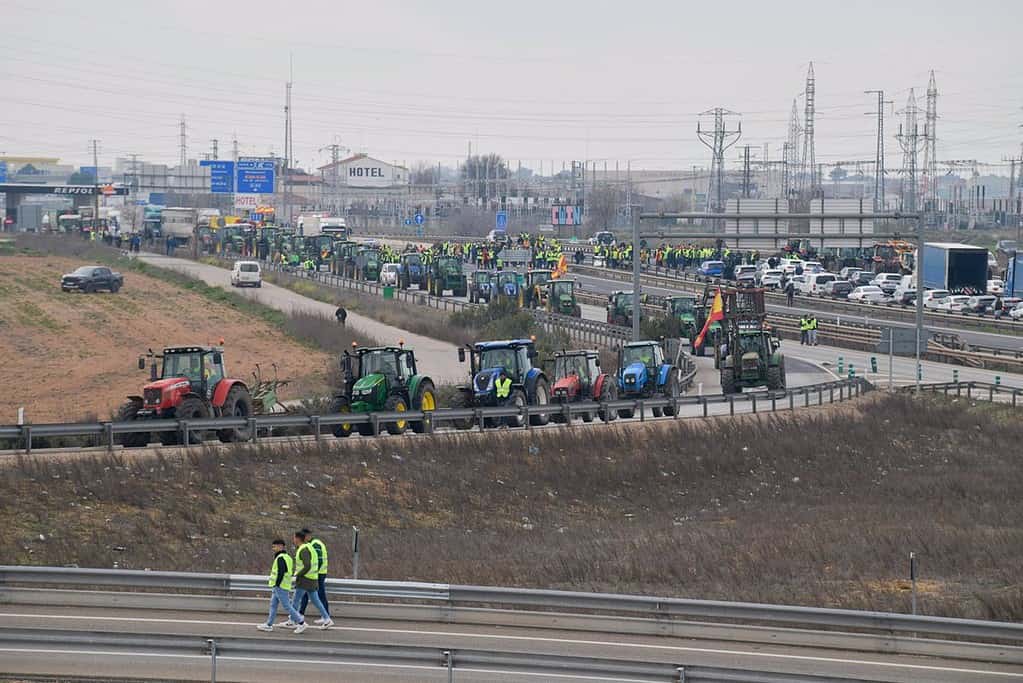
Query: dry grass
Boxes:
[{"xmin": 1, "ymin": 394, "xmax": 1021, "ymax": 619}]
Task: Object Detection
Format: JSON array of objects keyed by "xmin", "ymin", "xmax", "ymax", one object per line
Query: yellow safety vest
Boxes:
[
  {"xmin": 268, "ymin": 552, "xmax": 294, "ymax": 590},
  {"xmin": 310, "ymin": 538, "xmax": 328, "ymax": 575},
  {"xmin": 495, "ymin": 376, "xmax": 512, "ymax": 399},
  {"xmin": 295, "ymin": 542, "xmax": 319, "ymax": 580}
]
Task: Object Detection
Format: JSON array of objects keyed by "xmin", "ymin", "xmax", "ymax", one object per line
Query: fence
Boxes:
[
  {"xmin": 0, "ymin": 378, "xmax": 869, "ymax": 454},
  {"xmin": 914, "ymin": 380, "xmax": 1023, "ymax": 406}
]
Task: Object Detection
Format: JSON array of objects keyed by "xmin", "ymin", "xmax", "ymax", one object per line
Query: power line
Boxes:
[{"xmin": 697, "ymin": 108, "xmax": 741, "ymax": 213}]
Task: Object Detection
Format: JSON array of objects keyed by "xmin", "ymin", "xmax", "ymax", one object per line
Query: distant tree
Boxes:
[{"xmin": 586, "ymin": 183, "xmax": 621, "ymax": 230}]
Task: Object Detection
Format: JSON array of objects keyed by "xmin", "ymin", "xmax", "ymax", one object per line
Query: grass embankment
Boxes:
[{"xmin": 4, "ymin": 393, "xmax": 1021, "ymax": 620}]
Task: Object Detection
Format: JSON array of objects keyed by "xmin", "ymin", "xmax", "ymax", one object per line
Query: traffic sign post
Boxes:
[
  {"xmin": 200, "ymin": 160, "xmax": 235, "ymax": 194},
  {"xmin": 235, "ymin": 160, "xmax": 275, "ymax": 194},
  {"xmin": 496, "ymin": 211, "xmax": 508, "ymax": 230},
  {"xmin": 414, "ymin": 213, "xmax": 424, "ymax": 226}
]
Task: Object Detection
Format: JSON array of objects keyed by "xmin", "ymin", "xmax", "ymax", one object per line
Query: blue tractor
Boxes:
[
  {"xmin": 454, "ymin": 339, "xmax": 550, "ymax": 428},
  {"xmin": 616, "ymin": 340, "xmax": 683, "ymax": 418},
  {"xmin": 398, "ymin": 252, "xmax": 426, "ymax": 290}
]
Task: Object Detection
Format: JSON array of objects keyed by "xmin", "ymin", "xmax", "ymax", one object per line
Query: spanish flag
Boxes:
[
  {"xmin": 694, "ymin": 289, "xmax": 724, "ymax": 348},
  {"xmin": 552, "ymin": 253, "xmax": 568, "ymax": 279}
]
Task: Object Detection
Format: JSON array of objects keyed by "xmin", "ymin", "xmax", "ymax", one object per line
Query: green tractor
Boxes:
[
  {"xmin": 606, "ymin": 290, "xmax": 635, "ymax": 327},
  {"xmin": 356, "ymin": 247, "xmax": 382, "ymax": 281},
  {"xmin": 524, "ymin": 269, "xmax": 552, "ymax": 308},
  {"xmin": 665, "ymin": 294, "xmax": 699, "ymax": 348},
  {"xmin": 545, "ymin": 278, "xmax": 582, "ymax": 317},
  {"xmin": 329, "ymin": 343, "xmax": 437, "ymax": 436},
  {"xmin": 426, "ymin": 256, "xmax": 467, "ymax": 297},
  {"xmin": 334, "ymin": 241, "xmax": 359, "ymax": 277},
  {"xmin": 717, "ymin": 288, "xmax": 786, "ymax": 394}
]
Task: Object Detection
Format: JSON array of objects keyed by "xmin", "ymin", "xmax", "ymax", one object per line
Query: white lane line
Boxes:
[
  {"xmin": 2, "ymin": 612, "xmax": 1020, "ymax": 678},
  {"xmin": 0, "ymin": 648, "xmax": 655, "ymax": 682}
]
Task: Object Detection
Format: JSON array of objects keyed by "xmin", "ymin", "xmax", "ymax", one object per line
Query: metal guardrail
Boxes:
[
  {"xmin": 914, "ymin": 380, "xmax": 1023, "ymax": 406},
  {"xmin": 2, "ymin": 565, "xmax": 1022, "ymax": 645},
  {"xmin": 0, "ymin": 627, "xmax": 855, "ymax": 682},
  {"xmin": 0, "ymin": 378, "xmax": 869, "ymax": 453}
]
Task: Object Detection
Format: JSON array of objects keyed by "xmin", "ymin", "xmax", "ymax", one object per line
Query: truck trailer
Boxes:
[{"xmin": 921, "ymin": 243, "xmax": 988, "ymax": 295}]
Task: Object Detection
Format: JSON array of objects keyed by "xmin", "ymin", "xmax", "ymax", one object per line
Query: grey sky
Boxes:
[{"xmin": 3, "ymin": 0, "xmax": 1020, "ymax": 172}]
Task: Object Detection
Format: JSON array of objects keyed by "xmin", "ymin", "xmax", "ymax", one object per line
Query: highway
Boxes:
[{"xmin": 1, "ymin": 602, "xmax": 1021, "ymax": 682}]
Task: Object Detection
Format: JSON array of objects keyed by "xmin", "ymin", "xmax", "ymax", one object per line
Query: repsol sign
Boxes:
[
  {"xmin": 53, "ymin": 186, "xmax": 96, "ymax": 195},
  {"xmin": 349, "ymin": 167, "xmax": 385, "ymax": 178}
]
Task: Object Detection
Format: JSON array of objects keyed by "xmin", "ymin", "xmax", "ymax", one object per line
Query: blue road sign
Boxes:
[
  {"xmin": 236, "ymin": 160, "xmax": 275, "ymax": 194},
  {"xmin": 0, "ymin": 162, "xmax": 6, "ymax": 183},
  {"xmin": 496, "ymin": 211, "xmax": 508, "ymax": 230},
  {"xmin": 200, "ymin": 160, "xmax": 235, "ymax": 193},
  {"xmin": 404, "ymin": 218, "xmax": 413, "ymax": 226},
  {"xmin": 414, "ymin": 212, "xmax": 424, "ymax": 225}
]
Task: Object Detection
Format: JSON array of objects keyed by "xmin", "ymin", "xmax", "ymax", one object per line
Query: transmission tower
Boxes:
[
  {"xmin": 896, "ymin": 89, "xmax": 923, "ymax": 214},
  {"xmin": 782, "ymin": 99, "xmax": 801, "ymax": 199},
  {"xmin": 922, "ymin": 71, "xmax": 939, "ymax": 214},
  {"xmin": 797, "ymin": 62, "xmax": 816, "ymax": 197},
  {"xmin": 697, "ymin": 108, "xmax": 742, "ymax": 212},
  {"xmin": 864, "ymin": 89, "xmax": 891, "ymax": 211},
  {"xmin": 179, "ymin": 115, "xmax": 187, "ymax": 168}
]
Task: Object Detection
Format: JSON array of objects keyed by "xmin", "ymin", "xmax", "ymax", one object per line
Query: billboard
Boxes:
[
  {"xmin": 551, "ymin": 205, "xmax": 583, "ymax": 226},
  {"xmin": 342, "ymin": 156, "xmax": 404, "ymax": 188},
  {"xmin": 236, "ymin": 159, "xmax": 275, "ymax": 194},
  {"xmin": 234, "ymin": 194, "xmax": 262, "ymax": 209},
  {"xmin": 200, "ymin": 160, "xmax": 235, "ymax": 193}
]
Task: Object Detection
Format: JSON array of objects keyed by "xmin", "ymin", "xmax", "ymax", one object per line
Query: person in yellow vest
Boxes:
[
  {"xmin": 283, "ymin": 530, "xmax": 333, "ymax": 629},
  {"xmin": 257, "ymin": 539, "xmax": 307, "ymax": 633},
  {"xmin": 298, "ymin": 529, "xmax": 330, "ymax": 625},
  {"xmin": 799, "ymin": 315, "xmax": 810, "ymax": 346}
]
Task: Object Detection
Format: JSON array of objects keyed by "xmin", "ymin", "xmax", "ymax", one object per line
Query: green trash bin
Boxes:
[{"xmin": 382, "ymin": 285, "xmax": 395, "ymax": 299}]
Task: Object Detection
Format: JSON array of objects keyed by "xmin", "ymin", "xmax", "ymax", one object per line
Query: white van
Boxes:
[
  {"xmin": 800, "ymin": 272, "xmax": 836, "ymax": 296},
  {"xmin": 230, "ymin": 260, "xmax": 262, "ymax": 288}
]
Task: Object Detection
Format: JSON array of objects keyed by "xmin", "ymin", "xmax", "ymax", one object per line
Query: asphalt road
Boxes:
[
  {"xmin": 2, "ymin": 604, "xmax": 1020, "ymax": 682},
  {"xmin": 139, "ymin": 253, "xmax": 465, "ymax": 385}
]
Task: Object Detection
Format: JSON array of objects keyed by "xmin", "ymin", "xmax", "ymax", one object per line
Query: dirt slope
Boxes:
[{"xmin": 0, "ymin": 253, "xmax": 330, "ymax": 423}]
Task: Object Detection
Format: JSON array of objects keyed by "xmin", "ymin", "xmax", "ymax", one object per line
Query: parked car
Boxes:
[
  {"xmin": 893, "ymin": 277, "xmax": 916, "ymax": 305},
  {"xmin": 61, "ymin": 265, "xmax": 123, "ymax": 293},
  {"xmin": 804, "ymin": 272, "xmax": 837, "ymax": 296},
  {"xmin": 823, "ymin": 280, "xmax": 853, "ymax": 299},
  {"xmin": 988, "ymin": 279, "xmax": 1005, "ymax": 295},
  {"xmin": 937, "ymin": 295, "xmax": 971, "ymax": 313},
  {"xmin": 698, "ymin": 260, "xmax": 725, "ymax": 278},
  {"xmin": 380, "ymin": 262, "xmax": 400, "ymax": 286},
  {"xmin": 848, "ymin": 285, "xmax": 888, "ymax": 304},
  {"xmin": 588, "ymin": 231, "xmax": 616, "ymax": 247},
  {"xmin": 733, "ymin": 264, "xmax": 758, "ymax": 284},
  {"xmin": 780, "ymin": 258, "xmax": 803, "ymax": 275},
  {"xmin": 871, "ymin": 273, "xmax": 903, "ymax": 295},
  {"xmin": 964, "ymin": 295, "xmax": 998, "ymax": 314},
  {"xmin": 839, "ymin": 266, "xmax": 863, "ymax": 281},
  {"xmin": 801, "ymin": 261, "xmax": 824, "ymax": 274},
  {"xmin": 922, "ymin": 289, "xmax": 950, "ymax": 310},
  {"xmin": 1010, "ymin": 302, "xmax": 1023, "ymax": 320},
  {"xmin": 229, "ymin": 260, "xmax": 261, "ymax": 288},
  {"xmin": 756, "ymin": 268, "xmax": 784, "ymax": 288}
]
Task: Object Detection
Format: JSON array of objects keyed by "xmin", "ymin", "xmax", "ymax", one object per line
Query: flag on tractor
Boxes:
[{"xmin": 694, "ymin": 288, "xmax": 724, "ymax": 348}]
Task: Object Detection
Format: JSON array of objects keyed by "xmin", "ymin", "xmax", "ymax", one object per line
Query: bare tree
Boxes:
[{"xmin": 461, "ymin": 154, "xmax": 509, "ymax": 202}]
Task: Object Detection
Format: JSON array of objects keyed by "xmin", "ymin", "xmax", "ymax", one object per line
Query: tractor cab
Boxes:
[
  {"xmin": 546, "ymin": 279, "xmax": 581, "ymax": 317},
  {"xmin": 551, "ymin": 350, "xmax": 599, "ymax": 399},
  {"xmin": 344, "ymin": 346, "xmax": 418, "ymax": 411},
  {"xmin": 494, "ymin": 270, "xmax": 523, "ymax": 306},
  {"xmin": 666, "ymin": 294, "xmax": 698, "ymax": 340},
  {"xmin": 399, "ymin": 252, "xmax": 425, "ymax": 289},
  {"xmin": 620, "ymin": 341, "xmax": 664, "ymax": 375},
  {"xmin": 357, "ymin": 247, "xmax": 382, "ymax": 281},
  {"xmin": 470, "ymin": 270, "xmax": 495, "ymax": 303},
  {"xmin": 427, "ymin": 256, "xmax": 467, "ymax": 297},
  {"xmin": 145, "ymin": 346, "xmax": 226, "ymax": 400},
  {"xmin": 606, "ymin": 290, "xmax": 635, "ymax": 327},
  {"xmin": 459, "ymin": 339, "xmax": 537, "ymax": 400},
  {"xmin": 525, "ymin": 269, "xmax": 552, "ymax": 308}
]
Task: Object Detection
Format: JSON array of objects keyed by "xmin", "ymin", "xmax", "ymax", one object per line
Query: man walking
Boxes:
[
  {"xmin": 288, "ymin": 530, "xmax": 333, "ymax": 629},
  {"xmin": 784, "ymin": 278, "xmax": 795, "ymax": 306},
  {"xmin": 298, "ymin": 529, "xmax": 331, "ymax": 625},
  {"xmin": 335, "ymin": 305, "xmax": 347, "ymax": 326},
  {"xmin": 257, "ymin": 539, "xmax": 307, "ymax": 634}
]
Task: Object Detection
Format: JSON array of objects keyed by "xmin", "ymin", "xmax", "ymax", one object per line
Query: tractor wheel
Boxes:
[
  {"xmin": 110, "ymin": 281, "xmax": 121, "ymax": 293},
  {"xmin": 175, "ymin": 396, "xmax": 210, "ymax": 444},
  {"xmin": 528, "ymin": 378, "xmax": 550, "ymax": 426},
  {"xmin": 572, "ymin": 304, "xmax": 582, "ymax": 318},
  {"xmin": 767, "ymin": 359, "xmax": 786, "ymax": 391},
  {"xmin": 84, "ymin": 282, "xmax": 96, "ymax": 294},
  {"xmin": 652, "ymin": 406, "xmax": 664, "ymax": 418},
  {"xmin": 550, "ymin": 403, "xmax": 566, "ymax": 424},
  {"xmin": 411, "ymin": 380, "xmax": 436, "ymax": 434},
  {"xmin": 661, "ymin": 373, "xmax": 681, "ymax": 417},
  {"xmin": 218, "ymin": 386, "xmax": 254, "ymax": 443},
  {"xmin": 506, "ymin": 389, "xmax": 527, "ymax": 428},
  {"xmin": 581, "ymin": 407, "xmax": 594, "ymax": 423},
  {"xmin": 384, "ymin": 395, "xmax": 408, "ymax": 435},
  {"xmin": 597, "ymin": 379, "xmax": 618, "ymax": 422},
  {"xmin": 115, "ymin": 400, "xmax": 150, "ymax": 448},
  {"xmin": 618, "ymin": 406, "xmax": 635, "ymax": 419},
  {"xmin": 451, "ymin": 390, "xmax": 474, "ymax": 430},
  {"xmin": 329, "ymin": 396, "xmax": 354, "ymax": 437},
  {"xmin": 719, "ymin": 366, "xmax": 737, "ymax": 395}
]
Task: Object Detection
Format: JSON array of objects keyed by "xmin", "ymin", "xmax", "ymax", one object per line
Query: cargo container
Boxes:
[
  {"xmin": 921, "ymin": 242, "xmax": 988, "ymax": 294},
  {"xmin": 160, "ymin": 207, "xmax": 197, "ymax": 239}
]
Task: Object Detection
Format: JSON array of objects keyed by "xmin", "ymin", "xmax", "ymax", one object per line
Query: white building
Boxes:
[{"xmin": 318, "ymin": 154, "xmax": 408, "ymax": 190}]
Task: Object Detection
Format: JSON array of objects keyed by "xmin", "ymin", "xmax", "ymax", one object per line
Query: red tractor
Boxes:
[
  {"xmin": 116, "ymin": 345, "xmax": 254, "ymax": 446},
  {"xmin": 549, "ymin": 349, "xmax": 618, "ymax": 423}
]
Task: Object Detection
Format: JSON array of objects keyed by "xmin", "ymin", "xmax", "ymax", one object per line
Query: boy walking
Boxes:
[{"xmin": 257, "ymin": 539, "xmax": 307, "ymax": 633}]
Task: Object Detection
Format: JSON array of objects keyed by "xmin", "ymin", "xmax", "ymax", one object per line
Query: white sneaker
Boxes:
[
  {"xmin": 320, "ymin": 619, "xmax": 334, "ymax": 629},
  {"xmin": 314, "ymin": 618, "xmax": 326, "ymax": 625},
  {"xmin": 257, "ymin": 624, "xmax": 273, "ymax": 632},
  {"xmin": 277, "ymin": 620, "xmax": 297, "ymax": 628},
  {"xmin": 293, "ymin": 622, "xmax": 307, "ymax": 634}
]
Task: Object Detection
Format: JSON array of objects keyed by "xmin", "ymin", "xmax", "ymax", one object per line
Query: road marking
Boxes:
[
  {"xmin": 3, "ymin": 612, "xmax": 1020, "ymax": 678},
  {"xmin": 0, "ymin": 648, "xmax": 655, "ymax": 682}
]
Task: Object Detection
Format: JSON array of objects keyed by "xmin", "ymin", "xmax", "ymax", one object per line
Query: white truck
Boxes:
[
  {"xmin": 298, "ymin": 214, "xmax": 348, "ymax": 238},
  {"xmin": 161, "ymin": 207, "xmax": 198, "ymax": 239}
]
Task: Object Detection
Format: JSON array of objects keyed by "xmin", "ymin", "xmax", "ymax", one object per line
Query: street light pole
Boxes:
[{"xmin": 915, "ymin": 215, "xmax": 924, "ymax": 392}]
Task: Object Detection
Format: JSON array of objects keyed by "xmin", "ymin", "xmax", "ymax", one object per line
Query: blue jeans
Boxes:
[
  {"xmin": 299, "ymin": 575, "xmax": 329, "ymax": 617},
  {"xmin": 292, "ymin": 585, "xmax": 330, "ymax": 620},
  {"xmin": 266, "ymin": 586, "xmax": 303, "ymax": 627}
]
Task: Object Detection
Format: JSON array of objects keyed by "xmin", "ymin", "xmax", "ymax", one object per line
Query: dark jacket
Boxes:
[{"xmin": 272, "ymin": 552, "xmax": 289, "ymax": 588}]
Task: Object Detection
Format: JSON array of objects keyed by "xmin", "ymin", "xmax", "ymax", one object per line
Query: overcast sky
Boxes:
[{"xmin": 2, "ymin": 0, "xmax": 1020, "ymax": 172}]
